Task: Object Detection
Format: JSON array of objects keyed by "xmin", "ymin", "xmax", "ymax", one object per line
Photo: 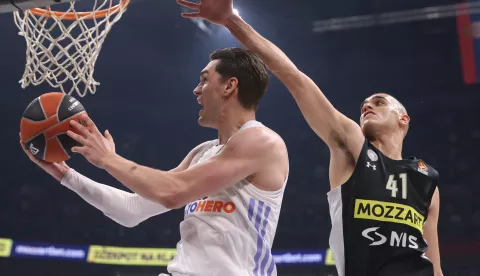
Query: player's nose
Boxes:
[
  {"xmin": 361, "ymin": 103, "xmax": 373, "ymax": 114},
  {"xmin": 193, "ymin": 85, "xmax": 201, "ymax": 96}
]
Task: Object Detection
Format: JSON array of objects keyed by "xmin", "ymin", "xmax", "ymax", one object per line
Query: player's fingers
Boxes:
[
  {"xmin": 19, "ymin": 140, "xmax": 32, "ymax": 157},
  {"xmin": 19, "ymin": 134, "xmax": 25, "ymax": 150},
  {"xmin": 80, "ymin": 114, "xmax": 101, "ymax": 135},
  {"xmin": 66, "ymin": 130, "xmax": 88, "ymax": 145},
  {"xmin": 19, "ymin": 140, "xmax": 41, "ymax": 163},
  {"xmin": 104, "ymin": 129, "xmax": 114, "ymax": 143},
  {"xmin": 71, "ymin": 146, "xmax": 85, "ymax": 154},
  {"xmin": 181, "ymin": 12, "xmax": 201, "ymax": 18},
  {"xmin": 70, "ymin": 119, "xmax": 92, "ymax": 139},
  {"xmin": 19, "ymin": 139, "xmax": 26, "ymax": 150},
  {"xmin": 19, "ymin": 140, "xmax": 33, "ymax": 156},
  {"xmin": 176, "ymin": 0, "xmax": 200, "ymax": 10}
]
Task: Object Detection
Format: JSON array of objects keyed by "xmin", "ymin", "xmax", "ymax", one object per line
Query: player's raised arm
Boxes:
[{"xmin": 177, "ymin": 0, "xmax": 364, "ymax": 152}]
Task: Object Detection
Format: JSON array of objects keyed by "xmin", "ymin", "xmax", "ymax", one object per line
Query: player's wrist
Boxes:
[
  {"xmin": 47, "ymin": 164, "xmax": 70, "ymax": 183},
  {"xmin": 58, "ymin": 167, "xmax": 73, "ymax": 183},
  {"xmin": 99, "ymin": 152, "xmax": 120, "ymax": 170},
  {"xmin": 224, "ymin": 13, "xmax": 242, "ymax": 29},
  {"xmin": 59, "ymin": 165, "xmax": 71, "ymax": 177}
]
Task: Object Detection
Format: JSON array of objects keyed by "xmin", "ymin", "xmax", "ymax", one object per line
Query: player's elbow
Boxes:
[
  {"xmin": 154, "ymin": 186, "xmax": 187, "ymax": 209},
  {"xmin": 152, "ymin": 172, "xmax": 193, "ymax": 209},
  {"xmin": 105, "ymin": 215, "xmax": 140, "ymax": 228},
  {"xmin": 157, "ymin": 194, "xmax": 181, "ymax": 209},
  {"xmin": 120, "ymin": 220, "xmax": 140, "ymax": 228}
]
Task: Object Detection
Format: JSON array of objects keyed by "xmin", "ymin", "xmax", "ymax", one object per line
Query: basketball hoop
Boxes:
[{"xmin": 13, "ymin": 0, "xmax": 130, "ymax": 97}]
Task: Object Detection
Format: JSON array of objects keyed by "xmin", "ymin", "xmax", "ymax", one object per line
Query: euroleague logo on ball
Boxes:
[{"xmin": 29, "ymin": 143, "xmax": 39, "ymax": 155}]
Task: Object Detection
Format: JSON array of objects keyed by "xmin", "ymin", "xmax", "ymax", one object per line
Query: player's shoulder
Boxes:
[
  {"xmin": 225, "ymin": 124, "xmax": 287, "ymax": 158},
  {"xmin": 190, "ymin": 139, "xmax": 217, "ymax": 155},
  {"xmin": 236, "ymin": 124, "xmax": 285, "ymax": 148},
  {"xmin": 412, "ymin": 158, "xmax": 440, "ymax": 180}
]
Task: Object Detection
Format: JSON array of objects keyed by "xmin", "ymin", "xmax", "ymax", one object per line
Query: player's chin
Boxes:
[
  {"xmin": 362, "ymin": 120, "xmax": 379, "ymax": 134},
  {"xmin": 197, "ymin": 116, "xmax": 209, "ymax": 127},
  {"xmin": 362, "ymin": 118, "xmax": 379, "ymax": 127},
  {"xmin": 198, "ymin": 116, "xmax": 218, "ymax": 129}
]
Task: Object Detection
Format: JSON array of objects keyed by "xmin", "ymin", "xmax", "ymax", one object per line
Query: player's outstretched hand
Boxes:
[
  {"xmin": 177, "ymin": 0, "xmax": 234, "ymax": 26},
  {"xmin": 67, "ymin": 114, "xmax": 116, "ymax": 169},
  {"xmin": 20, "ymin": 133, "xmax": 71, "ymax": 182}
]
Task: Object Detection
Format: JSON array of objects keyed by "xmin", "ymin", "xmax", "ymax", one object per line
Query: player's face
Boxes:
[
  {"xmin": 359, "ymin": 94, "xmax": 403, "ymax": 137},
  {"xmin": 194, "ymin": 60, "xmax": 225, "ymax": 128}
]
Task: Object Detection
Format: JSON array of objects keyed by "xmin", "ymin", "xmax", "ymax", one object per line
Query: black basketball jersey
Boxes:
[{"xmin": 327, "ymin": 140, "xmax": 438, "ymax": 276}]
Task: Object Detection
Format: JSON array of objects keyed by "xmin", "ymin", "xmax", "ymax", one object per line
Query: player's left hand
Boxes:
[
  {"xmin": 67, "ymin": 114, "xmax": 116, "ymax": 169},
  {"xmin": 177, "ymin": 0, "xmax": 234, "ymax": 26}
]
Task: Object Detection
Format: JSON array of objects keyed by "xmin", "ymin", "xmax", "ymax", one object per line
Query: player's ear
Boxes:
[
  {"xmin": 223, "ymin": 77, "xmax": 238, "ymax": 98},
  {"xmin": 399, "ymin": 113, "xmax": 410, "ymax": 127}
]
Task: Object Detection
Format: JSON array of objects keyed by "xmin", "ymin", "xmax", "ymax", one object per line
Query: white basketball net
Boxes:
[{"xmin": 13, "ymin": 0, "xmax": 129, "ymax": 97}]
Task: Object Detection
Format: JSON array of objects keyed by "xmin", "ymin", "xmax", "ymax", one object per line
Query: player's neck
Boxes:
[
  {"xmin": 216, "ymin": 108, "xmax": 256, "ymax": 145},
  {"xmin": 370, "ymin": 132, "xmax": 404, "ymax": 160}
]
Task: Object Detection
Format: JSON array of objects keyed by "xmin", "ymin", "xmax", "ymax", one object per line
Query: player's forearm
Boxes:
[
  {"xmin": 61, "ymin": 169, "xmax": 170, "ymax": 227},
  {"xmin": 425, "ymin": 243, "xmax": 443, "ymax": 275},
  {"xmin": 434, "ymin": 266, "xmax": 443, "ymax": 276},
  {"xmin": 224, "ymin": 15, "xmax": 302, "ymax": 90},
  {"xmin": 224, "ymin": 14, "xmax": 343, "ymax": 142},
  {"xmin": 102, "ymin": 154, "xmax": 182, "ymax": 208}
]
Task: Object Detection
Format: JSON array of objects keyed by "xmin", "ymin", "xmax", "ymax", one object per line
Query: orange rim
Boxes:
[{"xmin": 29, "ymin": 0, "xmax": 130, "ymax": 20}]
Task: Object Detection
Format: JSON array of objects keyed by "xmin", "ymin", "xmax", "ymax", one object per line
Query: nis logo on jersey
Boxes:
[
  {"xmin": 354, "ymin": 199, "xmax": 425, "ymax": 232},
  {"xmin": 362, "ymin": 227, "xmax": 419, "ymax": 249},
  {"xmin": 184, "ymin": 200, "xmax": 236, "ymax": 216}
]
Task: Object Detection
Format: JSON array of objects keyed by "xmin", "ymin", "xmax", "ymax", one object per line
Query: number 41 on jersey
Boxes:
[{"xmin": 386, "ymin": 173, "xmax": 407, "ymax": 199}]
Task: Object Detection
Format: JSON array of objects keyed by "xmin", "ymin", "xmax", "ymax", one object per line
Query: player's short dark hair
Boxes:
[{"xmin": 210, "ymin": 47, "xmax": 269, "ymax": 110}]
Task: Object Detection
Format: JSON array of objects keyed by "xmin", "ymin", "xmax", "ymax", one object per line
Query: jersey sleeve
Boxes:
[{"xmin": 61, "ymin": 169, "xmax": 171, "ymax": 227}]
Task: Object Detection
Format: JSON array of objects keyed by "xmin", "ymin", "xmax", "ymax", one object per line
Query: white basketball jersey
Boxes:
[{"xmin": 166, "ymin": 120, "xmax": 288, "ymax": 276}]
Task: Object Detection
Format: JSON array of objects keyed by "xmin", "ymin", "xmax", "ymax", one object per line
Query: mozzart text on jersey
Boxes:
[{"xmin": 354, "ymin": 199, "xmax": 425, "ymax": 232}]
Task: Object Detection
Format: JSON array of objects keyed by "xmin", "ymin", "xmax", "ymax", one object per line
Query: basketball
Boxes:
[{"xmin": 20, "ymin": 92, "xmax": 88, "ymax": 163}]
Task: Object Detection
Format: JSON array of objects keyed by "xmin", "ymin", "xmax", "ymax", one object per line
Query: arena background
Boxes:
[{"xmin": 0, "ymin": 0, "xmax": 479, "ymax": 275}]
